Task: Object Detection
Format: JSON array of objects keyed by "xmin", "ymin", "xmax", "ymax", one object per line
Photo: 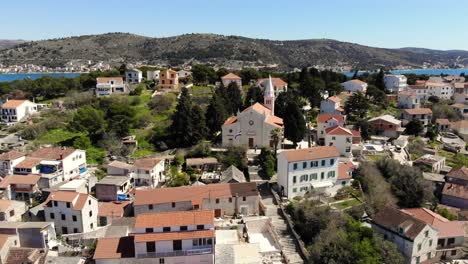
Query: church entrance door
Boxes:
[{"xmin": 248, "ymin": 138, "xmax": 254, "ymax": 148}]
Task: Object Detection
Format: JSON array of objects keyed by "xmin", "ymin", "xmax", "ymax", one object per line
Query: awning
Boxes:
[
  {"xmin": 40, "ymin": 160, "xmax": 61, "ymax": 166},
  {"xmin": 311, "ymin": 181, "xmax": 334, "ymax": 189}
]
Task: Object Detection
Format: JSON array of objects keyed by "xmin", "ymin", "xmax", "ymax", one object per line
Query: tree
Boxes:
[
  {"xmin": 274, "ymin": 90, "xmax": 296, "ymax": 119},
  {"xmin": 191, "ymin": 105, "xmax": 207, "ymax": 143},
  {"xmin": 192, "ymin": 64, "xmax": 217, "ymax": 85},
  {"xmin": 270, "ymin": 128, "xmax": 281, "ymax": 156},
  {"xmin": 70, "ymin": 105, "xmax": 106, "ymax": 143},
  {"xmin": 283, "ymin": 101, "xmax": 306, "ymax": 146},
  {"xmin": 244, "ymin": 86, "xmax": 264, "ymax": 108},
  {"xmin": 353, "ymin": 119, "xmax": 374, "ymax": 141},
  {"xmin": 239, "ymin": 68, "xmax": 260, "ymax": 84},
  {"xmin": 375, "ymin": 68, "xmax": 385, "ymax": 90},
  {"xmin": 366, "ymin": 84, "xmax": 388, "ymax": 108},
  {"xmin": 226, "ymin": 82, "xmax": 243, "ymax": 115},
  {"xmin": 299, "ymin": 68, "xmax": 324, "ymax": 107},
  {"xmin": 405, "ymin": 119, "xmax": 424, "ymax": 136},
  {"xmin": 216, "ymin": 68, "xmax": 229, "ymax": 80},
  {"xmin": 169, "ymin": 88, "xmax": 194, "ymax": 147},
  {"xmin": 327, "ymin": 82, "xmax": 344, "ymax": 96},
  {"xmin": 256, "ymin": 147, "xmax": 276, "ymax": 179},
  {"xmin": 344, "ymin": 92, "xmax": 370, "ymax": 121},
  {"xmin": 206, "ymin": 91, "xmax": 229, "ymax": 138}
]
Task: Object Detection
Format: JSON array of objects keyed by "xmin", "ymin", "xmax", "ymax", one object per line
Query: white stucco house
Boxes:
[
  {"xmin": 398, "ymin": 91, "xmax": 420, "ymax": 109},
  {"xmin": 132, "ymin": 158, "xmax": 166, "ymax": 187},
  {"xmin": 1, "ymin": 99, "xmax": 37, "ymax": 123},
  {"xmin": 221, "ymin": 73, "xmax": 242, "ymax": 88},
  {"xmin": 0, "ymin": 151, "xmax": 25, "ymax": 176},
  {"xmin": 316, "ymin": 114, "xmax": 345, "ymax": 143},
  {"xmin": 324, "ymin": 126, "xmax": 360, "ymax": 157},
  {"xmin": 342, "ymin": 79, "xmax": 367, "ymax": 93},
  {"xmin": 44, "ymin": 191, "xmax": 98, "ymax": 235},
  {"xmin": 384, "ymin": 74, "xmax": 407, "ymax": 93},
  {"xmin": 95, "ymin": 77, "xmax": 128, "ymax": 97},
  {"xmin": 126, "ymin": 69, "xmax": 143, "ymax": 84},
  {"xmin": 147, "ymin": 70, "xmax": 160, "ymax": 80},
  {"xmin": 320, "ymin": 96, "xmax": 345, "ymax": 115}
]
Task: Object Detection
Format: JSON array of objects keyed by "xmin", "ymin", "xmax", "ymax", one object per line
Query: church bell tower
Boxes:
[{"xmin": 264, "ymin": 75, "xmax": 275, "ymax": 115}]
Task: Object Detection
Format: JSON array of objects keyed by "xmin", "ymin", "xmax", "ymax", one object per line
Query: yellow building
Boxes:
[{"xmin": 159, "ymin": 69, "xmax": 179, "ymax": 90}]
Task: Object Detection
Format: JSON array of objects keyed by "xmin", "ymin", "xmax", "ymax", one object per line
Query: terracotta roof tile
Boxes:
[
  {"xmin": 96, "ymin": 77, "xmax": 124, "ymax": 84},
  {"xmin": 338, "ymin": 162, "xmax": 355, "ymax": 180},
  {"xmin": 223, "ymin": 116, "xmax": 238, "ymax": 126},
  {"xmin": 14, "ymin": 157, "xmax": 42, "ymax": 169},
  {"xmin": 45, "ymin": 191, "xmax": 92, "ymax": 211},
  {"xmin": 133, "ymin": 158, "xmax": 163, "ymax": 170},
  {"xmin": 134, "ymin": 182, "xmax": 258, "ymax": 206},
  {"xmin": 280, "ymin": 146, "xmax": 340, "ymax": 163},
  {"xmin": 403, "ymin": 108, "xmax": 432, "ymax": 115},
  {"xmin": 94, "ymin": 236, "xmax": 135, "ymax": 259},
  {"xmin": 436, "ymin": 119, "xmax": 451, "ymax": 125},
  {"xmin": 1, "ymin": 100, "xmax": 27, "ymax": 109},
  {"xmin": 29, "ymin": 147, "xmax": 76, "ymax": 160},
  {"xmin": 446, "ymin": 166, "xmax": 468, "ymax": 181},
  {"xmin": 401, "ymin": 208, "xmax": 468, "ymax": 238},
  {"xmin": 0, "ymin": 200, "xmax": 12, "ymax": 212},
  {"xmin": 134, "ymin": 229, "xmax": 214, "ymax": 242},
  {"xmin": 186, "ymin": 157, "xmax": 218, "ymax": 166},
  {"xmin": 107, "ymin": 160, "xmax": 134, "ymax": 170},
  {"xmin": 221, "ymin": 73, "xmax": 241, "ymax": 80},
  {"xmin": 242, "ymin": 102, "xmax": 271, "ymax": 115},
  {"xmin": 135, "ymin": 210, "xmax": 214, "ymax": 228},
  {"xmin": 265, "ymin": 115, "xmax": 284, "ymax": 128},
  {"xmin": 98, "ymin": 201, "xmax": 130, "ymax": 217},
  {"xmin": 5, "ymin": 247, "xmax": 44, "ymax": 264},
  {"xmin": 346, "ymin": 79, "xmax": 367, "ymax": 85},
  {"xmin": 443, "ymin": 183, "xmax": 468, "ymax": 200},
  {"xmin": 0, "ymin": 174, "xmax": 40, "ymax": 188},
  {"xmin": 0, "ymin": 151, "xmax": 24, "ymax": 161},
  {"xmin": 256, "ymin": 77, "xmax": 287, "ymax": 87},
  {"xmin": 372, "ymin": 206, "xmax": 428, "ymax": 241},
  {"xmin": 0, "ymin": 234, "xmax": 12, "ymax": 250},
  {"xmin": 317, "ymin": 113, "xmax": 345, "ymax": 124},
  {"xmin": 327, "ymin": 96, "xmax": 341, "ymax": 103},
  {"xmin": 452, "ymin": 103, "xmax": 467, "ymax": 109},
  {"xmin": 325, "ymin": 126, "xmax": 352, "ymax": 136}
]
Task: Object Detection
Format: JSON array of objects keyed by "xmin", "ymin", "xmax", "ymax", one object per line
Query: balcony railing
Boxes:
[{"xmin": 136, "ymin": 247, "xmax": 212, "ymax": 258}]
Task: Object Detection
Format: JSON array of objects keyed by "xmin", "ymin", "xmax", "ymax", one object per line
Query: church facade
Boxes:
[{"xmin": 222, "ymin": 77, "xmax": 284, "ymax": 148}]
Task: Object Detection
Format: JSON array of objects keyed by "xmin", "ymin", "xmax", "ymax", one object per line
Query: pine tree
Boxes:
[
  {"xmin": 344, "ymin": 91, "xmax": 370, "ymax": 121},
  {"xmin": 169, "ymin": 88, "xmax": 194, "ymax": 147},
  {"xmin": 244, "ymin": 86, "xmax": 264, "ymax": 108},
  {"xmin": 206, "ymin": 92, "xmax": 229, "ymax": 138},
  {"xmin": 226, "ymin": 82, "xmax": 243, "ymax": 115},
  {"xmin": 375, "ymin": 68, "xmax": 385, "ymax": 90},
  {"xmin": 191, "ymin": 105, "xmax": 208, "ymax": 144},
  {"xmin": 284, "ymin": 101, "xmax": 306, "ymax": 146}
]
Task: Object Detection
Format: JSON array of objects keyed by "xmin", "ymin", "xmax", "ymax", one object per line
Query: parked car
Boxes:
[{"xmin": 443, "ymin": 142, "xmax": 461, "ymax": 153}]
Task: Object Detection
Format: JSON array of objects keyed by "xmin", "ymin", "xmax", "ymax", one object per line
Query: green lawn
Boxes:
[
  {"xmin": 333, "ymin": 199, "xmax": 361, "ymax": 210},
  {"xmin": 37, "ymin": 128, "xmax": 84, "ymax": 144}
]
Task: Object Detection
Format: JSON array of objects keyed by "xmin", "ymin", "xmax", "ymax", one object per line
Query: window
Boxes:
[
  {"xmin": 327, "ymin": 171, "xmax": 335, "ymax": 178},
  {"xmin": 451, "ymin": 249, "xmax": 457, "ymax": 256},
  {"xmin": 243, "ymin": 196, "xmax": 246, "ymax": 201},
  {"xmin": 310, "ymin": 173, "xmax": 317, "ymax": 180},
  {"xmin": 172, "ymin": 202, "xmax": 176, "ymax": 208},
  {"xmin": 330, "ymin": 159, "xmax": 335, "ymax": 166},
  {"xmin": 89, "ymin": 211, "xmax": 92, "ymax": 217},
  {"xmin": 417, "ymin": 243, "xmax": 421, "ymax": 251},
  {"xmin": 62, "ymin": 227, "xmax": 68, "ymax": 234},
  {"xmin": 293, "ymin": 163, "xmax": 298, "ymax": 170},
  {"xmin": 229, "ymin": 198, "xmax": 232, "ymax": 203},
  {"xmin": 346, "ymin": 137, "xmax": 351, "ymax": 143},
  {"xmin": 345, "ymin": 146, "xmax": 351, "ymax": 152},
  {"xmin": 90, "ymin": 223, "xmax": 93, "ymax": 229},
  {"xmin": 216, "ymin": 198, "xmax": 220, "ymax": 204},
  {"xmin": 416, "ymin": 256, "xmax": 420, "ymax": 264},
  {"xmin": 180, "ymin": 226, "xmax": 187, "ymax": 231},
  {"xmin": 293, "ymin": 176, "xmax": 296, "ymax": 184},
  {"xmin": 321, "ymin": 172, "xmax": 324, "ymax": 179},
  {"xmin": 321, "ymin": 160, "xmax": 325, "ymax": 166},
  {"xmin": 424, "ymin": 230, "xmax": 429, "ymax": 237},
  {"xmin": 73, "ymin": 228, "xmax": 78, "ymax": 233},
  {"xmin": 9, "ymin": 210, "xmax": 14, "ymax": 217},
  {"xmin": 173, "ymin": 240, "xmax": 182, "ymax": 251},
  {"xmin": 148, "ymin": 204, "xmax": 153, "ymax": 210},
  {"xmin": 50, "ymin": 213, "xmax": 55, "ymax": 219},
  {"xmin": 302, "ymin": 162, "xmax": 307, "ymax": 169},
  {"xmin": 193, "ymin": 239, "xmax": 199, "ymax": 246},
  {"xmin": 427, "ymin": 252, "xmax": 431, "ymax": 259},
  {"xmin": 332, "ymin": 136, "xmax": 336, "ymax": 140},
  {"xmin": 159, "ymin": 259, "xmax": 165, "ymax": 264},
  {"xmin": 53, "ymin": 201, "xmax": 58, "ymax": 207},
  {"xmin": 448, "ymin": 238, "xmax": 455, "ymax": 245},
  {"xmin": 163, "ymin": 227, "xmax": 171, "ymax": 232},
  {"xmin": 61, "ymin": 214, "xmax": 66, "ymax": 221},
  {"xmin": 146, "ymin": 228, "xmax": 153, "ymax": 233},
  {"xmin": 88, "ymin": 200, "xmax": 91, "ymax": 205},
  {"xmin": 293, "ymin": 188, "xmax": 297, "ymax": 193},
  {"xmin": 300, "ymin": 175, "xmax": 308, "ymax": 182},
  {"xmin": 429, "ymin": 239, "xmax": 432, "ymax": 247},
  {"xmin": 146, "ymin": 241, "xmax": 156, "ymax": 252},
  {"xmin": 66, "ymin": 202, "xmax": 71, "ymax": 208},
  {"xmin": 197, "ymin": 225, "xmax": 204, "ymax": 230},
  {"xmin": 72, "ymin": 215, "xmax": 77, "ymax": 222}
]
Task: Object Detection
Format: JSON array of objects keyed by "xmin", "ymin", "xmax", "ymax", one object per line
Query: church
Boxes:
[{"xmin": 222, "ymin": 76, "xmax": 284, "ymax": 148}]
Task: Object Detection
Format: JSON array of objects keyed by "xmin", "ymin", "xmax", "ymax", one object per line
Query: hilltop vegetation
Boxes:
[{"xmin": 1, "ymin": 33, "xmax": 468, "ymax": 69}]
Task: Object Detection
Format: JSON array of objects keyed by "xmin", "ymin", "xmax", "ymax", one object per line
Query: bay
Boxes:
[
  {"xmin": 343, "ymin": 68, "xmax": 468, "ymax": 77},
  {"xmin": 0, "ymin": 72, "xmax": 81, "ymax": 82}
]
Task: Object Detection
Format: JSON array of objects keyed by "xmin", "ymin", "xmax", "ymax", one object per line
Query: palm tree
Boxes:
[{"xmin": 270, "ymin": 128, "xmax": 282, "ymax": 157}]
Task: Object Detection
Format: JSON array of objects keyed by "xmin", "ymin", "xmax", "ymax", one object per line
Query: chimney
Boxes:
[{"xmin": 59, "ymin": 154, "xmax": 63, "ymax": 160}]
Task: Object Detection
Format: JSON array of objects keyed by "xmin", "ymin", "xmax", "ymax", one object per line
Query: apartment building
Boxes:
[
  {"xmin": 384, "ymin": 74, "xmax": 408, "ymax": 93},
  {"xmin": 95, "ymin": 77, "xmax": 128, "ymax": 97},
  {"xmin": 0, "ymin": 99, "xmax": 37, "ymax": 123},
  {"xmin": 0, "ymin": 151, "xmax": 25, "ymax": 176},
  {"xmin": 160, "ymin": 69, "xmax": 179, "ymax": 90},
  {"xmin": 342, "ymin": 79, "xmax": 367, "ymax": 93}
]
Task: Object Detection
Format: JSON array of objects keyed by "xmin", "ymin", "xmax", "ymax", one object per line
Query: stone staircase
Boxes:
[{"xmin": 262, "ymin": 195, "xmax": 304, "ymax": 264}]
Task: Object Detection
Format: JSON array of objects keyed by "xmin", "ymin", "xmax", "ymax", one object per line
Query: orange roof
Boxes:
[
  {"xmin": 134, "ymin": 230, "xmax": 215, "ymax": 242},
  {"xmin": 327, "ymin": 96, "xmax": 341, "ymax": 103},
  {"xmin": 401, "ymin": 208, "xmax": 467, "ymax": 238},
  {"xmin": 221, "ymin": 73, "xmax": 241, "ymax": 80},
  {"xmin": 133, "ymin": 158, "xmax": 163, "ymax": 170},
  {"xmin": 443, "ymin": 183, "xmax": 468, "ymax": 201},
  {"xmin": 134, "ymin": 182, "xmax": 258, "ymax": 206},
  {"xmin": 280, "ymin": 146, "xmax": 340, "ymax": 163},
  {"xmin": 107, "ymin": 160, "xmax": 134, "ymax": 170},
  {"xmin": 98, "ymin": 201, "xmax": 130, "ymax": 217},
  {"xmin": 452, "ymin": 103, "xmax": 468, "ymax": 109},
  {"xmin": 96, "ymin": 77, "xmax": 123, "ymax": 84},
  {"xmin": 338, "ymin": 162, "xmax": 355, "ymax": 180},
  {"xmin": 403, "ymin": 108, "xmax": 432, "ymax": 115},
  {"xmin": 0, "ymin": 200, "xmax": 13, "ymax": 212},
  {"xmin": 265, "ymin": 115, "xmax": 284, "ymax": 128},
  {"xmin": 0, "ymin": 151, "xmax": 24, "ymax": 161},
  {"xmin": 398, "ymin": 91, "xmax": 416, "ymax": 97},
  {"xmin": 347, "ymin": 79, "xmax": 367, "ymax": 85},
  {"xmin": 436, "ymin": 119, "xmax": 450, "ymax": 125},
  {"xmin": 223, "ymin": 116, "xmax": 238, "ymax": 126},
  {"xmin": 242, "ymin": 102, "xmax": 271, "ymax": 115},
  {"xmin": 317, "ymin": 113, "xmax": 345, "ymax": 124},
  {"xmin": 94, "ymin": 237, "xmax": 135, "ymax": 259},
  {"xmin": 1, "ymin": 100, "xmax": 26, "ymax": 109},
  {"xmin": 14, "ymin": 157, "xmax": 42, "ymax": 169},
  {"xmin": 0, "ymin": 174, "xmax": 40, "ymax": 188},
  {"xmin": 256, "ymin": 77, "xmax": 287, "ymax": 87},
  {"xmin": 45, "ymin": 191, "xmax": 92, "ymax": 210},
  {"xmin": 29, "ymin": 147, "xmax": 76, "ymax": 160},
  {"xmin": 325, "ymin": 126, "xmax": 352, "ymax": 136},
  {"xmin": 135, "ymin": 210, "xmax": 214, "ymax": 228}
]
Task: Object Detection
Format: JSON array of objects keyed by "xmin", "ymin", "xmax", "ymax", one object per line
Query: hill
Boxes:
[
  {"xmin": 1, "ymin": 33, "xmax": 468, "ymax": 69},
  {"xmin": 0, "ymin": 39, "xmax": 26, "ymax": 50}
]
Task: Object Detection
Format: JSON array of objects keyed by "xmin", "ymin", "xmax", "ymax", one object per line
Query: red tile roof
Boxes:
[
  {"xmin": 280, "ymin": 146, "xmax": 340, "ymax": 162},
  {"xmin": 1, "ymin": 100, "xmax": 27, "ymax": 109},
  {"xmin": 0, "ymin": 151, "xmax": 24, "ymax": 161},
  {"xmin": 327, "ymin": 96, "xmax": 341, "ymax": 103},
  {"xmin": 94, "ymin": 236, "xmax": 135, "ymax": 259},
  {"xmin": 443, "ymin": 183, "xmax": 468, "ymax": 200},
  {"xmin": 256, "ymin": 77, "xmax": 287, "ymax": 87},
  {"xmin": 14, "ymin": 157, "xmax": 42, "ymax": 169},
  {"xmin": 372, "ymin": 206, "xmax": 428, "ymax": 241},
  {"xmin": 98, "ymin": 201, "xmax": 130, "ymax": 217},
  {"xmin": 134, "ymin": 182, "xmax": 258, "ymax": 206},
  {"xmin": 242, "ymin": 102, "xmax": 271, "ymax": 115},
  {"xmin": 5, "ymin": 247, "xmax": 44, "ymax": 264},
  {"xmin": 29, "ymin": 147, "xmax": 76, "ymax": 160},
  {"xmin": 265, "ymin": 115, "xmax": 284, "ymax": 128},
  {"xmin": 133, "ymin": 158, "xmax": 163, "ymax": 170},
  {"xmin": 403, "ymin": 108, "xmax": 432, "ymax": 115},
  {"xmin": 325, "ymin": 126, "xmax": 353, "ymax": 136},
  {"xmin": 317, "ymin": 114, "xmax": 345, "ymax": 124},
  {"xmin": 134, "ymin": 229, "xmax": 215, "ymax": 242},
  {"xmin": 446, "ymin": 166, "xmax": 468, "ymax": 181},
  {"xmin": 436, "ymin": 119, "xmax": 450, "ymax": 125},
  {"xmin": 221, "ymin": 73, "xmax": 241, "ymax": 80},
  {"xmin": 223, "ymin": 116, "xmax": 238, "ymax": 126},
  {"xmin": 347, "ymin": 79, "xmax": 367, "ymax": 85},
  {"xmin": 0, "ymin": 200, "xmax": 13, "ymax": 212},
  {"xmin": 0, "ymin": 174, "xmax": 40, "ymax": 188},
  {"xmin": 338, "ymin": 162, "xmax": 355, "ymax": 180},
  {"xmin": 45, "ymin": 191, "xmax": 92, "ymax": 210},
  {"xmin": 400, "ymin": 208, "xmax": 467, "ymax": 238},
  {"xmin": 96, "ymin": 77, "xmax": 124, "ymax": 84},
  {"xmin": 135, "ymin": 210, "xmax": 214, "ymax": 228}
]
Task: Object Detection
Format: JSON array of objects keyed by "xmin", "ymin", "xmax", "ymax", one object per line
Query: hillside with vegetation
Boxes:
[{"xmin": 1, "ymin": 33, "xmax": 468, "ymax": 69}]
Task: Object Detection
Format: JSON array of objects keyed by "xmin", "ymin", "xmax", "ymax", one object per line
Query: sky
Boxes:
[{"xmin": 2, "ymin": 0, "xmax": 468, "ymax": 50}]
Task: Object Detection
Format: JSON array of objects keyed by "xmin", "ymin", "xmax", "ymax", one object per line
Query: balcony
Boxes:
[{"xmin": 136, "ymin": 247, "xmax": 212, "ymax": 258}]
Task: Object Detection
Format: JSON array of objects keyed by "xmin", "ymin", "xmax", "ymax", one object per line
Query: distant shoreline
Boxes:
[{"xmin": 343, "ymin": 68, "xmax": 468, "ymax": 77}]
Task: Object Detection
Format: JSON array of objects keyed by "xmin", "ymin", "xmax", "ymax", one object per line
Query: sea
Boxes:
[
  {"xmin": 0, "ymin": 72, "xmax": 81, "ymax": 82},
  {"xmin": 344, "ymin": 68, "xmax": 468, "ymax": 77}
]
